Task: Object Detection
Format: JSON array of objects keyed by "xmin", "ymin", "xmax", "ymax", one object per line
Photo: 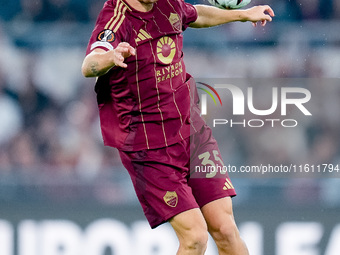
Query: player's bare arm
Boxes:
[
  {"xmin": 82, "ymin": 42, "xmax": 135, "ymax": 77},
  {"xmin": 190, "ymin": 5, "xmax": 274, "ymax": 28}
]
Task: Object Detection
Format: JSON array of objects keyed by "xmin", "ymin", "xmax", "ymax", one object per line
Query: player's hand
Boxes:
[
  {"xmin": 111, "ymin": 42, "xmax": 136, "ymax": 68},
  {"xmin": 244, "ymin": 5, "xmax": 275, "ymax": 27}
]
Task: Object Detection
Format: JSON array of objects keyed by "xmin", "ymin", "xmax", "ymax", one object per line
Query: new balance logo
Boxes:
[{"xmin": 135, "ymin": 29, "xmax": 152, "ymax": 43}]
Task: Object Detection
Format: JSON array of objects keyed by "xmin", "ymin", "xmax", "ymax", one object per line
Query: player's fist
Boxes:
[
  {"xmin": 112, "ymin": 42, "xmax": 136, "ymax": 68},
  {"xmin": 245, "ymin": 5, "xmax": 275, "ymax": 26}
]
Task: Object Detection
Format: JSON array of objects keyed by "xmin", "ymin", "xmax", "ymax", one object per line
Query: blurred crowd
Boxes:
[
  {"xmin": 1, "ymin": 0, "xmax": 340, "ymax": 23},
  {"xmin": 0, "ymin": 0, "xmax": 104, "ymax": 22},
  {"xmin": 0, "ymin": 0, "xmax": 340, "ymax": 206}
]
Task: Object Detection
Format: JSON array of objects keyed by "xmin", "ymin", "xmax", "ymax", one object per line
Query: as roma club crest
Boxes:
[
  {"xmin": 163, "ymin": 191, "xmax": 178, "ymax": 207},
  {"xmin": 97, "ymin": 29, "xmax": 115, "ymax": 42},
  {"xmin": 169, "ymin": 13, "xmax": 181, "ymax": 31}
]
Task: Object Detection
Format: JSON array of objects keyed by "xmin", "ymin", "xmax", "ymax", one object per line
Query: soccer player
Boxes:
[{"xmin": 82, "ymin": 0, "xmax": 274, "ymax": 254}]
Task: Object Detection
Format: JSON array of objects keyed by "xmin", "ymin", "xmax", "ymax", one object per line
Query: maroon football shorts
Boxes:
[{"xmin": 119, "ymin": 125, "xmax": 236, "ymax": 228}]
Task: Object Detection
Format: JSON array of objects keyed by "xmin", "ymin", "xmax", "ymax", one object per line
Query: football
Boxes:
[{"xmin": 207, "ymin": 0, "xmax": 251, "ymax": 9}]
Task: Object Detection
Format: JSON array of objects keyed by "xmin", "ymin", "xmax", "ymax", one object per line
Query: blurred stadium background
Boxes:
[{"xmin": 0, "ymin": 0, "xmax": 340, "ymax": 254}]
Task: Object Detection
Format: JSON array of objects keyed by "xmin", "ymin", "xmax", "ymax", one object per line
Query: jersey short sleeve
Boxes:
[
  {"xmin": 178, "ymin": 0, "xmax": 198, "ymax": 30},
  {"xmin": 85, "ymin": 0, "xmax": 126, "ymax": 55}
]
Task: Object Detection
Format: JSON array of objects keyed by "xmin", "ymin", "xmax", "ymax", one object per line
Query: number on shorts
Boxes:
[{"xmin": 198, "ymin": 150, "xmax": 225, "ymax": 178}]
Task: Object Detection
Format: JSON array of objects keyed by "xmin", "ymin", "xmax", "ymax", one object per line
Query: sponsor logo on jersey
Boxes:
[
  {"xmin": 163, "ymin": 191, "xmax": 178, "ymax": 207},
  {"xmin": 97, "ymin": 29, "xmax": 115, "ymax": 42},
  {"xmin": 135, "ymin": 29, "xmax": 152, "ymax": 44},
  {"xmin": 156, "ymin": 62, "xmax": 183, "ymax": 83},
  {"xmin": 156, "ymin": 36, "xmax": 176, "ymax": 64},
  {"xmin": 169, "ymin": 13, "xmax": 181, "ymax": 31}
]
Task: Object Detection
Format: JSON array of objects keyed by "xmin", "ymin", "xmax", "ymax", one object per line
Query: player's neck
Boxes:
[{"xmin": 126, "ymin": 0, "xmax": 155, "ymax": 12}]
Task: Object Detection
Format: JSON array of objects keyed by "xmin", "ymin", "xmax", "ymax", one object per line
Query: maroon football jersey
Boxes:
[{"xmin": 86, "ymin": 0, "xmax": 205, "ymax": 151}]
